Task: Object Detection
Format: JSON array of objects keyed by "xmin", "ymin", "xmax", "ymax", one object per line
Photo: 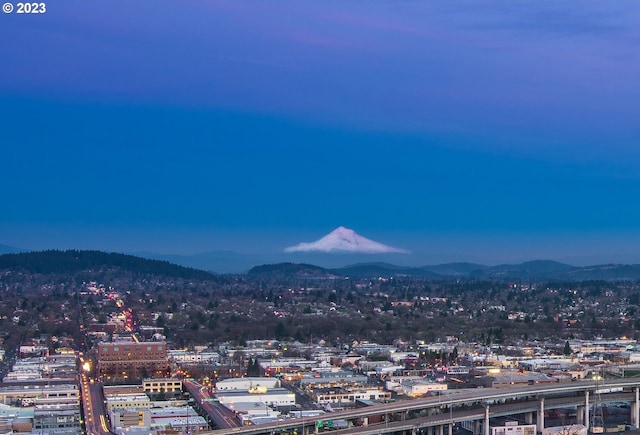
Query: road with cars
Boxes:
[
  {"xmin": 80, "ymin": 372, "xmax": 111, "ymax": 435},
  {"xmin": 184, "ymin": 379, "xmax": 242, "ymax": 429}
]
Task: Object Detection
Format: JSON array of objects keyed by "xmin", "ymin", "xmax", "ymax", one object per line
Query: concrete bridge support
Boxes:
[
  {"xmin": 584, "ymin": 391, "xmax": 590, "ymax": 432},
  {"xmin": 474, "ymin": 419, "xmax": 481, "ymax": 435},
  {"xmin": 436, "ymin": 424, "xmax": 444, "ymax": 435},
  {"xmin": 633, "ymin": 387, "xmax": 640, "ymax": 428},
  {"xmin": 576, "ymin": 405, "xmax": 584, "ymax": 425},
  {"xmin": 485, "ymin": 405, "xmax": 490, "ymax": 435},
  {"xmin": 448, "ymin": 423, "xmax": 453, "ymax": 435},
  {"xmin": 536, "ymin": 398, "xmax": 545, "ymax": 432},
  {"xmin": 525, "ymin": 412, "xmax": 533, "ymax": 425}
]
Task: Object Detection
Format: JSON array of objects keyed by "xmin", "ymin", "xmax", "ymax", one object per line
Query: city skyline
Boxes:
[{"xmin": 2, "ymin": 1, "xmax": 640, "ymax": 267}]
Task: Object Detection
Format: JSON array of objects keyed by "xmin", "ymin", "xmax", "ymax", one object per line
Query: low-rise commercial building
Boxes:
[
  {"xmin": 167, "ymin": 349, "xmax": 220, "ymax": 364},
  {"xmin": 299, "ymin": 370, "xmax": 369, "ymax": 389},
  {"xmin": 216, "ymin": 377, "xmax": 280, "ymax": 391},
  {"xmin": 33, "ymin": 404, "xmax": 82, "ymax": 432},
  {"xmin": 150, "ymin": 407, "xmax": 207, "ymax": 434},
  {"xmin": 394, "ymin": 380, "xmax": 447, "ymax": 397},
  {"xmin": 0, "ymin": 383, "xmax": 79, "ymax": 407},
  {"xmin": 143, "ymin": 378, "xmax": 182, "ymax": 394},
  {"xmin": 312, "ymin": 387, "xmax": 391, "ymax": 406},
  {"xmin": 216, "ymin": 388, "xmax": 295, "ymax": 407}
]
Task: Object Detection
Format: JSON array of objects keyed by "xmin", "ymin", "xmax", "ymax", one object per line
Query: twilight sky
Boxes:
[{"xmin": 2, "ymin": 1, "xmax": 640, "ymax": 266}]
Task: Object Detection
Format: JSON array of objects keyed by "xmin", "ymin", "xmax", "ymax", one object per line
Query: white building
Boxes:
[
  {"xmin": 167, "ymin": 349, "xmax": 220, "ymax": 364},
  {"xmin": 491, "ymin": 422, "xmax": 536, "ymax": 435},
  {"xmin": 231, "ymin": 402, "xmax": 281, "ymax": 426},
  {"xmin": 313, "ymin": 387, "xmax": 391, "ymax": 405},
  {"xmin": 215, "ymin": 377, "xmax": 280, "ymax": 391},
  {"xmin": 391, "ymin": 380, "xmax": 447, "ymax": 397},
  {"xmin": 216, "ymin": 388, "xmax": 295, "ymax": 407},
  {"xmin": 542, "ymin": 425, "xmax": 587, "ymax": 435},
  {"xmin": 150, "ymin": 406, "xmax": 207, "ymax": 434}
]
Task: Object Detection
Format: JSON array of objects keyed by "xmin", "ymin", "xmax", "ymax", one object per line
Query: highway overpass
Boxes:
[{"xmin": 199, "ymin": 379, "xmax": 640, "ymax": 435}]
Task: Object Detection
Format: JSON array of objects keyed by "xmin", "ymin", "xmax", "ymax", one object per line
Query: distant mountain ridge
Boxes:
[
  {"xmin": 134, "ymin": 249, "xmax": 422, "ymax": 273},
  {"xmin": 249, "ymin": 260, "xmax": 640, "ymax": 280},
  {"xmin": 468, "ymin": 260, "xmax": 576, "ymax": 279},
  {"xmin": 3, "ymin": 248, "xmax": 640, "ymax": 281},
  {"xmin": 330, "ymin": 260, "xmax": 578, "ymax": 279},
  {"xmin": 420, "ymin": 262, "xmax": 487, "ymax": 276},
  {"xmin": 337, "ymin": 262, "xmax": 441, "ymax": 278},
  {"xmin": 248, "ymin": 262, "xmax": 334, "ymax": 278}
]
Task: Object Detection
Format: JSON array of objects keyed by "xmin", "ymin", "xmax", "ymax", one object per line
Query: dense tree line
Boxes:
[{"xmin": 0, "ymin": 250, "xmax": 216, "ymax": 280}]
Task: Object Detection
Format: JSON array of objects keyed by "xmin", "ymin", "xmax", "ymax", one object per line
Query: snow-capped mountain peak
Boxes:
[{"xmin": 284, "ymin": 226, "xmax": 410, "ymax": 254}]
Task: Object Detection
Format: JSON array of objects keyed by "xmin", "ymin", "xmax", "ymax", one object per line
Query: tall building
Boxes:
[{"xmin": 97, "ymin": 340, "xmax": 168, "ymax": 381}]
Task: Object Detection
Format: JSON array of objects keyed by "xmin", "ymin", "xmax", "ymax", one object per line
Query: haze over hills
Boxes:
[
  {"xmin": 0, "ymin": 243, "xmax": 24, "ymax": 255},
  {"xmin": 3, "ymin": 242, "xmax": 640, "ymax": 280},
  {"xmin": 2, "ymin": 248, "xmax": 640, "ymax": 280},
  {"xmin": 133, "ymin": 250, "xmax": 422, "ymax": 274},
  {"xmin": 4, "ymin": 226, "xmax": 639, "ymax": 275},
  {"xmin": 131, "ymin": 250, "xmax": 605, "ymax": 277},
  {"xmin": 132, "ymin": 250, "xmax": 262, "ymax": 274}
]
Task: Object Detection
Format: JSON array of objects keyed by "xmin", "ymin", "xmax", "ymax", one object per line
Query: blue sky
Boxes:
[{"xmin": 2, "ymin": 1, "xmax": 640, "ymax": 265}]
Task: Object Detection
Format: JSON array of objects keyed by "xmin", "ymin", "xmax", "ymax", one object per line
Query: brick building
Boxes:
[{"xmin": 97, "ymin": 340, "xmax": 168, "ymax": 381}]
